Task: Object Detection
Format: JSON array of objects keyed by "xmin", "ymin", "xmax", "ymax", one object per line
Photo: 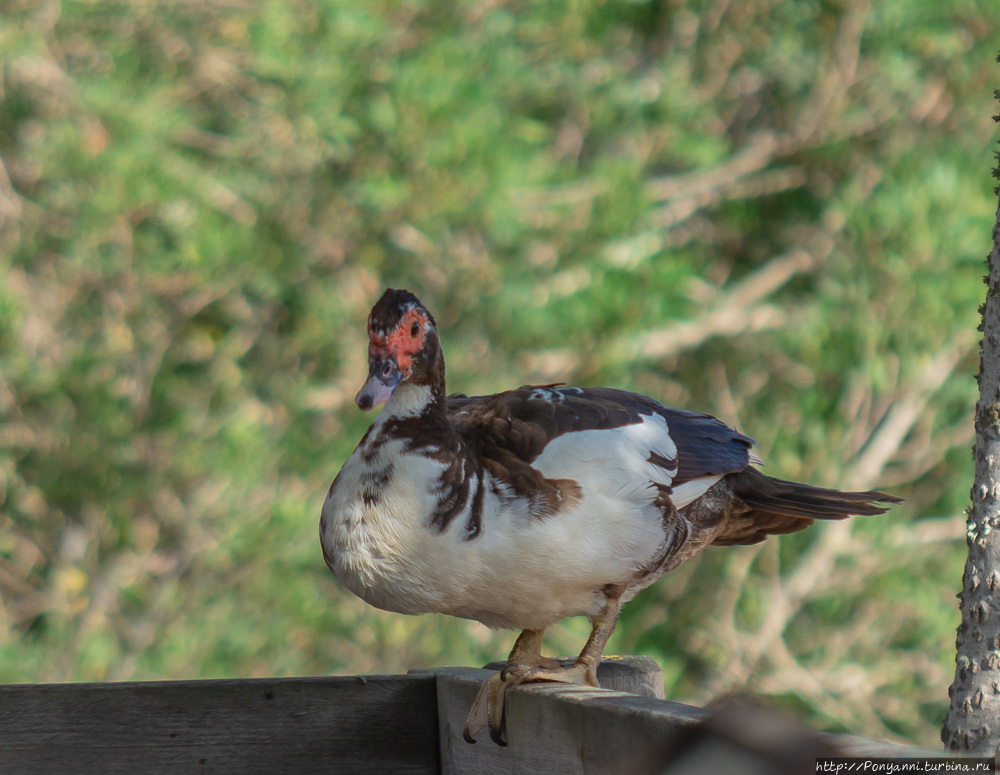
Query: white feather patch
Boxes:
[
  {"xmin": 382, "ymin": 384, "xmax": 433, "ymax": 417},
  {"xmin": 531, "ymin": 413, "xmax": 678, "ymax": 501},
  {"xmin": 529, "ymin": 387, "xmax": 563, "ymax": 402},
  {"xmin": 671, "ymin": 475, "xmax": 723, "ymax": 509}
]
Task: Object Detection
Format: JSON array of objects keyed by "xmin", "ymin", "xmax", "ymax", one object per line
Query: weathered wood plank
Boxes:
[
  {"xmin": 424, "ymin": 666, "xmax": 942, "ymax": 775},
  {"xmin": 0, "ymin": 661, "xmax": 945, "ymax": 775},
  {"xmin": 0, "ymin": 675, "xmax": 439, "ymax": 775},
  {"xmin": 425, "ymin": 666, "xmax": 708, "ymax": 775}
]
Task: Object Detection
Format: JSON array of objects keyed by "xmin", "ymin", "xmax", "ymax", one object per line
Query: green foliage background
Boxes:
[{"xmin": 1, "ymin": 0, "xmax": 997, "ymax": 747}]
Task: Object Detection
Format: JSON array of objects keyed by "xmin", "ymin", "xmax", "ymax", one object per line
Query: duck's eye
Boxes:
[
  {"xmin": 381, "ymin": 362, "xmax": 393, "ymax": 379},
  {"xmin": 410, "ymin": 321, "xmax": 419, "ymax": 337}
]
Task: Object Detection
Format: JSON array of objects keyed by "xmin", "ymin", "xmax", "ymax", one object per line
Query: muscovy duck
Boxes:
[{"xmin": 320, "ymin": 288, "xmax": 900, "ymax": 745}]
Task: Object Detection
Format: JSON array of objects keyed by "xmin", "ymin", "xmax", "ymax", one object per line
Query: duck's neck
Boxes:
[
  {"xmin": 381, "ymin": 355, "xmax": 448, "ymax": 421},
  {"xmin": 382, "ymin": 382, "xmax": 443, "ymax": 418}
]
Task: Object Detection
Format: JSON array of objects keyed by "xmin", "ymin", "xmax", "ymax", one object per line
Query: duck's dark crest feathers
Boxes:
[{"xmin": 368, "ymin": 288, "xmax": 436, "ymax": 335}]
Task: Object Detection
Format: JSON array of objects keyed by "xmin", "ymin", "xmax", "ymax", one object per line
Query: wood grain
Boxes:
[
  {"xmin": 425, "ymin": 666, "xmax": 708, "ymax": 775},
  {"xmin": 0, "ymin": 675, "xmax": 439, "ymax": 775}
]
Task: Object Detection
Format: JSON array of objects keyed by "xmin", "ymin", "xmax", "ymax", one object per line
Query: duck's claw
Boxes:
[{"xmin": 463, "ymin": 669, "xmax": 511, "ymax": 746}]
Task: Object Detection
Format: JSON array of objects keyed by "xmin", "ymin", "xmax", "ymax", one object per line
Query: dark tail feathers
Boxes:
[{"xmin": 713, "ymin": 468, "xmax": 902, "ymax": 546}]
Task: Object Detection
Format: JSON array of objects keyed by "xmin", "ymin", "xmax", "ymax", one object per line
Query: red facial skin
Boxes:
[{"xmin": 369, "ymin": 308, "xmax": 428, "ymax": 375}]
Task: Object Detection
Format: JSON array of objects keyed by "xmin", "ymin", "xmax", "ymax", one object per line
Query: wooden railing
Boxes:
[{"xmin": 0, "ymin": 657, "xmax": 938, "ymax": 774}]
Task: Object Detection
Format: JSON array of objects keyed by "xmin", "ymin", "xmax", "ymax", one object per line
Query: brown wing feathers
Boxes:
[
  {"xmin": 713, "ymin": 467, "xmax": 902, "ymax": 546},
  {"xmin": 731, "ymin": 468, "xmax": 901, "ymax": 519},
  {"xmin": 447, "ymin": 384, "xmax": 899, "ymax": 546}
]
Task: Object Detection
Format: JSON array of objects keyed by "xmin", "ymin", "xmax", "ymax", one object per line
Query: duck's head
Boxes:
[{"xmin": 355, "ymin": 288, "xmax": 441, "ymax": 411}]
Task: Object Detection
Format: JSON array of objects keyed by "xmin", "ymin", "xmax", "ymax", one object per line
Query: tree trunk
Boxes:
[{"xmin": 942, "ymin": 85, "xmax": 1000, "ymax": 752}]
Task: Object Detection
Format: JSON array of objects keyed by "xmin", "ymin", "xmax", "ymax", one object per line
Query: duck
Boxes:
[{"xmin": 319, "ymin": 287, "xmax": 901, "ymax": 745}]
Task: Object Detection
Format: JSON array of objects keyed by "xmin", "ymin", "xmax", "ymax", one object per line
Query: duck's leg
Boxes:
[
  {"xmin": 463, "ymin": 628, "xmax": 552, "ymax": 745},
  {"xmin": 505, "ymin": 585, "xmax": 624, "ymax": 690},
  {"xmin": 463, "ymin": 586, "xmax": 625, "ymax": 746}
]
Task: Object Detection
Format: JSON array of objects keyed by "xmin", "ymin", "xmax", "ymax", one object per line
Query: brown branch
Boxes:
[
  {"xmin": 644, "ymin": 132, "xmax": 782, "ymax": 203},
  {"xmin": 845, "ymin": 335, "xmax": 974, "ymax": 490},
  {"xmin": 601, "ymin": 240, "xmax": 831, "ymax": 366}
]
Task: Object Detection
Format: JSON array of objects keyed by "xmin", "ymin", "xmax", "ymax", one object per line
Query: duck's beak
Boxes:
[{"xmin": 355, "ymin": 358, "xmax": 403, "ymax": 411}]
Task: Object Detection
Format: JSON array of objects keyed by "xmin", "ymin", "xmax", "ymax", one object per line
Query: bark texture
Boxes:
[{"xmin": 942, "ymin": 137, "xmax": 1000, "ymax": 751}]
